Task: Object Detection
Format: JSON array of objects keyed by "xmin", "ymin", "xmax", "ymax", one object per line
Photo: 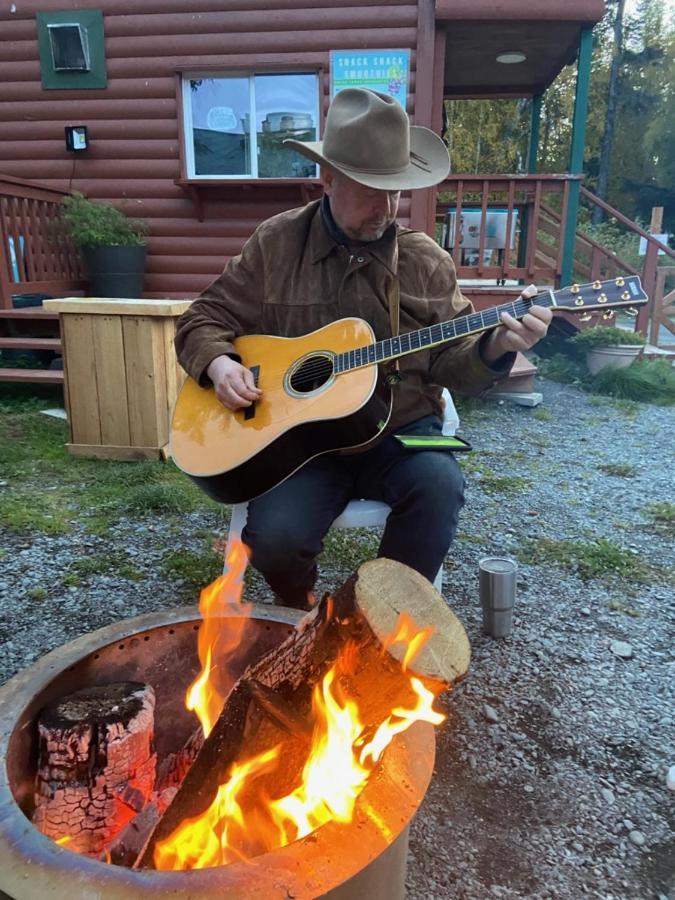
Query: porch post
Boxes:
[
  {"xmin": 410, "ymin": 0, "xmax": 438, "ymax": 235},
  {"xmin": 517, "ymin": 93, "xmax": 543, "ymax": 271},
  {"xmin": 561, "ymin": 26, "xmax": 594, "ymax": 286}
]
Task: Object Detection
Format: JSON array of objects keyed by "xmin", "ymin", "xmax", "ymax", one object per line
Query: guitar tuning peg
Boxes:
[
  {"xmin": 624, "ymin": 307, "xmax": 639, "ymax": 318},
  {"xmin": 578, "ymin": 313, "xmax": 593, "ymax": 322},
  {"xmin": 602, "ymin": 311, "xmax": 615, "ymax": 321}
]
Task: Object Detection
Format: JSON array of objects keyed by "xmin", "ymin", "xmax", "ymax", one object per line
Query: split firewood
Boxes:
[
  {"xmin": 139, "ymin": 558, "xmax": 469, "ymax": 868},
  {"xmin": 33, "ymin": 682, "xmax": 156, "ymax": 857},
  {"xmin": 99, "ymin": 786, "xmax": 178, "ymax": 868},
  {"xmin": 154, "ymin": 725, "xmax": 204, "ymax": 794}
]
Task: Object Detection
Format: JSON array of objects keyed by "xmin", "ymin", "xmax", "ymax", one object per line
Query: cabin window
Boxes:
[
  {"xmin": 36, "ymin": 10, "xmax": 106, "ymax": 90},
  {"xmin": 181, "ymin": 72, "xmax": 320, "ymax": 179}
]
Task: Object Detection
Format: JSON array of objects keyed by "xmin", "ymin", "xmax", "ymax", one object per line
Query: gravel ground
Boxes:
[{"xmin": 0, "ymin": 377, "xmax": 673, "ymax": 899}]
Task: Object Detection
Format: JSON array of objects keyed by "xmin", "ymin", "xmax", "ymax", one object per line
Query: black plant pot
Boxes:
[{"xmin": 81, "ymin": 245, "xmax": 147, "ymax": 299}]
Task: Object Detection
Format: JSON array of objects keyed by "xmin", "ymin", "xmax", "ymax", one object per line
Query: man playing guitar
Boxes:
[{"xmin": 174, "ymin": 88, "xmax": 551, "ymax": 609}]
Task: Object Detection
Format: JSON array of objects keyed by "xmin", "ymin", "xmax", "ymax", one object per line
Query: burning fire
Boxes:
[
  {"xmin": 186, "ymin": 540, "xmax": 252, "ymax": 738},
  {"xmin": 154, "ymin": 543, "xmax": 446, "ymax": 871}
]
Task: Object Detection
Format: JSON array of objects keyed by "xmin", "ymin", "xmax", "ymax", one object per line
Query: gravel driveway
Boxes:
[{"xmin": 0, "ymin": 377, "xmax": 673, "ymax": 899}]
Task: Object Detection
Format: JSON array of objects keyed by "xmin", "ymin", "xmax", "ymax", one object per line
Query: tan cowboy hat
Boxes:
[{"xmin": 284, "ymin": 88, "xmax": 450, "ymax": 191}]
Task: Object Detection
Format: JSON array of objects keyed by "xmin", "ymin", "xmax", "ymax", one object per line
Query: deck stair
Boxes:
[{"xmin": 0, "ymin": 308, "xmax": 63, "ymax": 384}]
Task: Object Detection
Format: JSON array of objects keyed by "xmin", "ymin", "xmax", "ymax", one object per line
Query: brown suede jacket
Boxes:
[{"xmin": 174, "ymin": 199, "xmax": 514, "ymax": 434}]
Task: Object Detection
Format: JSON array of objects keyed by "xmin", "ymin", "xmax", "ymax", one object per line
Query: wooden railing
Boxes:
[
  {"xmin": 435, "ymin": 174, "xmax": 580, "ymax": 284},
  {"xmin": 651, "ymin": 266, "xmax": 675, "ymax": 346},
  {"xmin": 0, "ymin": 174, "xmax": 86, "ymax": 310},
  {"xmin": 435, "ymin": 175, "xmax": 675, "ymax": 346},
  {"xmin": 578, "ymin": 187, "xmax": 675, "ymax": 342}
]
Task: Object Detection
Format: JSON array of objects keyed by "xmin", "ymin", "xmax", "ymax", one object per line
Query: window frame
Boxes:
[{"xmin": 179, "ymin": 68, "xmax": 322, "ymax": 182}]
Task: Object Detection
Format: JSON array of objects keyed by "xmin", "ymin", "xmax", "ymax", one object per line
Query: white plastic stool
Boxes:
[{"xmin": 224, "ymin": 389, "xmax": 459, "ymax": 594}]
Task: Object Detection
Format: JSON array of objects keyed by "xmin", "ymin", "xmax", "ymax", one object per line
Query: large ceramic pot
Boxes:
[
  {"xmin": 585, "ymin": 345, "xmax": 642, "ymax": 375},
  {"xmin": 81, "ymin": 245, "xmax": 147, "ymax": 299}
]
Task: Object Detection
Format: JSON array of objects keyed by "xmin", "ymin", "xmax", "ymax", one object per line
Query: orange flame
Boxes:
[
  {"xmin": 186, "ymin": 540, "xmax": 252, "ymax": 737},
  {"xmin": 154, "ymin": 605, "xmax": 446, "ymax": 870},
  {"xmin": 380, "ymin": 611, "xmax": 435, "ymax": 672},
  {"xmin": 154, "ymin": 747, "xmax": 280, "ymax": 870}
]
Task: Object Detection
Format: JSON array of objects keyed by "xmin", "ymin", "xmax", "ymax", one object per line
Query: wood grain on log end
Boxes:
[{"xmin": 354, "ymin": 558, "xmax": 470, "ymax": 685}]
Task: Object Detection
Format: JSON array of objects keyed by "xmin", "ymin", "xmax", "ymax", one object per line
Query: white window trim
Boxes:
[{"xmin": 181, "ymin": 71, "xmax": 320, "ymax": 181}]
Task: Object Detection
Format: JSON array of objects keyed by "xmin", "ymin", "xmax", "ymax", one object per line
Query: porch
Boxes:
[{"xmin": 1, "ymin": 171, "xmax": 674, "ymax": 387}]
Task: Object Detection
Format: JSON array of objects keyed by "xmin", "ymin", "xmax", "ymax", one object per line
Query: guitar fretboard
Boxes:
[{"xmin": 333, "ymin": 292, "xmax": 554, "ymax": 373}]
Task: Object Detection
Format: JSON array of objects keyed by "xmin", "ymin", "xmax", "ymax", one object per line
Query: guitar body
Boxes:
[{"xmin": 170, "ymin": 318, "xmax": 392, "ymax": 503}]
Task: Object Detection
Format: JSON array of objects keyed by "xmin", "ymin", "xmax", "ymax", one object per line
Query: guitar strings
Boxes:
[
  {"xmin": 244, "ymin": 296, "xmax": 544, "ymax": 387},
  {"xmin": 236, "ymin": 287, "xmax": 627, "ymax": 390}
]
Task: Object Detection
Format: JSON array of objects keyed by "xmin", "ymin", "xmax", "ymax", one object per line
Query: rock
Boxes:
[
  {"xmin": 483, "ymin": 704, "xmax": 499, "ymax": 723},
  {"xmin": 610, "ymin": 640, "xmax": 633, "ymax": 660},
  {"xmin": 580, "ymin": 607, "xmax": 591, "ymax": 616},
  {"xmin": 601, "ymin": 788, "xmax": 615, "ymax": 804},
  {"xmin": 628, "ymin": 830, "xmax": 645, "ymax": 847},
  {"xmin": 666, "ymin": 766, "xmax": 675, "ymax": 791}
]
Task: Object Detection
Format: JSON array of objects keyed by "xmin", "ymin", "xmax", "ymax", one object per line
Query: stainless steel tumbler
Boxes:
[{"xmin": 479, "ymin": 556, "xmax": 518, "ymax": 638}]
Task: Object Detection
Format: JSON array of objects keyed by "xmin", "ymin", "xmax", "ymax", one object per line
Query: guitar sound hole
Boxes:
[{"xmin": 290, "ymin": 355, "xmax": 334, "ymax": 393}]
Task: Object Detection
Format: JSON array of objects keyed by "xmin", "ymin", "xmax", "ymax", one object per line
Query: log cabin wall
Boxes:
[{"xmin": 0, "ymin": 0, "xmax": 431, "ymax": 299}]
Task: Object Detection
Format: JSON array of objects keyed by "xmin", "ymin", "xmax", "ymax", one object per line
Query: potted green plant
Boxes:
[
  {"xmin": 571, "ymin": 325, "xmax": 645, "ymax": 375},
  {"xmin": 60, "ymin": 192, "xmax": 149, "ymax": 298}
]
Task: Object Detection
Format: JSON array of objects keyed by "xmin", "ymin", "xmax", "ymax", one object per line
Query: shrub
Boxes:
[
  {"xmin": 571, "ymin": 326, "xmax": 645, "ymax": 349},
  {"xmin": 60, "ymin": 192, "xmax": 148, "ymax": 248}
]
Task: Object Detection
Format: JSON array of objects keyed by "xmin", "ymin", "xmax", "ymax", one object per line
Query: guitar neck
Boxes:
[{"xmin": 333, "ymin": 291, "xmax": 555, "ymax": 374}]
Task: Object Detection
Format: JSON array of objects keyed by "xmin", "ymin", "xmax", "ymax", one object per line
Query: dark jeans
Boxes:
[{"xmin": 242, "ymin": 416, "xmax": 466, "ymax": 609}]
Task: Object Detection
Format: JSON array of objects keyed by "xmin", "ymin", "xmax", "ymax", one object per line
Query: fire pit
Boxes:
[{"xmin": 0, "ymin": 604, "xmax": 436, "ymax": 899}]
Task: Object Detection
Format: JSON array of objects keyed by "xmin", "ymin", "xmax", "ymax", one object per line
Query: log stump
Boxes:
[{"xmin": 33, "ymin": 682, "xmax": 156, "ymax": 856}]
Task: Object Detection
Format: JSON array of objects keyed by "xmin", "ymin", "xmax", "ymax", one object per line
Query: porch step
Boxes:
[
  {"xmin": 0, "ymin": 337, "xmax": 61, "ymax": 351},
  {"xmin": 0, "ymin": 309, "xmax": 59, "ymax": 321},
  {"xmin": 0, "ymin": 367, "xmax": 63, "ymax": 384},
  {"xmin": 487, "ymin": 351, "xmax": 537, "ymax": 394}
]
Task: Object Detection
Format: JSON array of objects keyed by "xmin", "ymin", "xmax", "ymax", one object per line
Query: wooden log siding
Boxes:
[{"xmin": 0, "ymin": 0, "xmax": 430, "ymax": 299}]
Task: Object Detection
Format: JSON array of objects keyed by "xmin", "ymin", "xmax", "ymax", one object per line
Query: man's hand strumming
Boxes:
[
  {"xmin": 482, "ymin": 284, "xmax": 553, "ymax": 365},
  {"xmin": 206, "ymin": 354, "xmax": 262, "ymax": 411}
]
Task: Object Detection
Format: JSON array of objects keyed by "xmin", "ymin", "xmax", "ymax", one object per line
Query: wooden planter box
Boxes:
[{"xmin": 43, "ymin": 298, "xmax": 191, "ymax": 461}]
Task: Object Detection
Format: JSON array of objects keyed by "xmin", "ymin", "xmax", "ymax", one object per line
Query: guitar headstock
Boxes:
[{"xmin": 554, "ymin": 276, "xmax": 648, "ymax": 314}]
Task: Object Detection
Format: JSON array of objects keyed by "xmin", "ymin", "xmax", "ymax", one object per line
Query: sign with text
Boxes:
[{"xmin": 330, "ymin": 50, "xmax": 410, "ymax": 109}]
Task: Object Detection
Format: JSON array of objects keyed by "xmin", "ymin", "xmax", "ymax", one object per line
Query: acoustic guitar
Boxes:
[{"xmin": 171, "ymin": 275, "xmax": 648, "ymax": 503}]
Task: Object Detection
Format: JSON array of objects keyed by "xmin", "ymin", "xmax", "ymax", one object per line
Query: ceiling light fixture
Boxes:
[{"xmin": 496, "ymin": 51, "xmax": 527, "ymax": 64}]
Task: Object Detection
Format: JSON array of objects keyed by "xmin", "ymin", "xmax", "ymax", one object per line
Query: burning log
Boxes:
[
  {"xmin": 139, "ymin": 558, "xmax": 469, "ymax": 868},
  {"xmin": 100, "ymin": 786, "xmax": 177, "ymax": 868},
  {"xmin": 33, "ymin": 682, "xmax": 156, "ymax": 856}
]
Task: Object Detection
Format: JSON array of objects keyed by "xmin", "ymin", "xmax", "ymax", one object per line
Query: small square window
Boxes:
[
  {"xmin": 182, "ymin": 72, "xmax": 320, "ymax": 180},
  {"xmin": 48, "ymin": 23, "xmax": 90, "ymax": 72}
]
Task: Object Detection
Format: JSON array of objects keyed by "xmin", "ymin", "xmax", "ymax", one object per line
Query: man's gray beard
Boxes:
[{"xmin": 358, "ymin": 226, "xmax": 387, "ymax": 242}]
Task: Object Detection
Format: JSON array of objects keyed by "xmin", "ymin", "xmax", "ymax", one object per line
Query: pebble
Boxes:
[
  {"xmin": 483, "ymin": 704, "xmax": 499, "ymax": 723},
  {"xmin": 667, "ymin": 766, "xmax": 675, "ymax": 791},
  {"xmin": 610, "ymin": 641, "xmax": 634, "ymax": 660},
  {"xmin": 601, "ymin": 788, "xmax": 615, "ymax": 804},
  {"xmin": 628, "ymin": 830, "xmax": 645, "ymax": 847}
]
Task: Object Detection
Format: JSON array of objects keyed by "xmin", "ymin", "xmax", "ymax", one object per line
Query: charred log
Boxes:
[
  {"xmin": 101, "ymin": 786, "xmax": 178, "ymax": 868},
  {"xmin": 33, "ymin": 682, "xmax": 156, "ymax": 856}
]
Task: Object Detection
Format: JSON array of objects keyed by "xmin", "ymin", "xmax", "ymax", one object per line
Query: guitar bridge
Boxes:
[{"xmin": 244, "ymin": 365, "xmax": 260, "ymax": 421}]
